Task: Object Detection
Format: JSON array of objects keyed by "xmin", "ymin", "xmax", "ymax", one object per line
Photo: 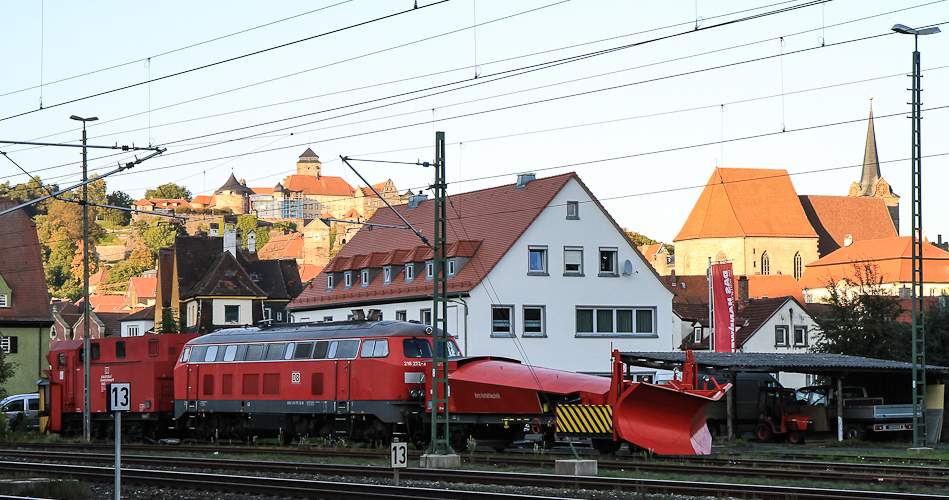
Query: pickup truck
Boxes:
[{"xmin": 794, "ymin": 385, "xmax": 915, "ymax": 440}]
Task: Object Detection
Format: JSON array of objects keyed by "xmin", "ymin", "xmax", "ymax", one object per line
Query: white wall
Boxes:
[
  {"xmin": 212, "ymin": 299, "xmax": 253, "ymax": 326},
  {"xmin": 121, "ymin": 320, "xmax": 154, "ymax": 337},
  {"xmin": 740, "ymin": 299, "xmax": 821, "ymax": 388}
]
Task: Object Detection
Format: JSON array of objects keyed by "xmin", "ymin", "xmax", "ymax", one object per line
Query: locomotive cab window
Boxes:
[
  {"xmin": 437, "ymin": 339, "xmax": 461, "ymax": 358},
  {"xmin": 265, "ymin": 343, "xmax": 285, "ymax": 360},
  {"xmin": 91, "ymin": 343, "xmax": 100, "ymax": 360},
  {"xmin": 116, "ymin": 341, "xmax": 126, "ymax": 359},
  {"xmin": 283, "ymin": 343, "xmax": 295, "ymax": 360},
  {"xmin": 312, "ymin": 341, "xmax": 329, "ymax": 359},
  {"xmin": 191, "ymin": 345, "xmax": 208, "ymax": 363},
  {"xmin": 223, "ymin": 345, "xmax": 238, "ymax": 362},
  {"xmin": 244, "ymin": 344, "xmax": 263, "ymax": 361},
  {"xmin": 403, "ymin": 338, "xmax": 433, "ymax": 358},
  {"xmin": 205, "ymin": 345, "xmax": 219, "ymax": 362},
  {"xmin": 361, "ymin": 339, "xmax": 389, "ymax": 358},
  {"xmin": 179, "ymin": 346, "xmax": 191, "ymax": 363},
  {"xmin": 294, "ymin": 342, "xmax": 313, "ymax": 359}
]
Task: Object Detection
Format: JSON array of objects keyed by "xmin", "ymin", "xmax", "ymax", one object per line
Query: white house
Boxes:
[
  {"xmin": 287, "ymin": 173, "xmax": 677, "ymax": 374},
  {"xmin": 120, "ymin": 305, "xmax": 155, "ymax": 337}
]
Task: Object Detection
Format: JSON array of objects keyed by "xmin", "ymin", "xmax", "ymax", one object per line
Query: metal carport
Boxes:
[{"xmin": 620, "ymin": 352, "xmax": 949, "ymax": 443}]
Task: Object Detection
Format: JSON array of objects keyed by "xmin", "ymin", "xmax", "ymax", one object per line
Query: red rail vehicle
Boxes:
[{"xmin": 44, "ymin": 334, "xmax": 197, "ymax": 438}]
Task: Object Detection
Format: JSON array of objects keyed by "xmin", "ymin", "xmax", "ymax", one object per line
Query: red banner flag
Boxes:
[{"xmin": 711, "ymin": 263, "xmax": 736, "ymax": 352}]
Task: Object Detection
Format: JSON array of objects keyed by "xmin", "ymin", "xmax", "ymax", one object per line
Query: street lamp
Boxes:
[
  {"xmin": 70, "ymin": 114, "xmax": 97, "ymax": 443},
  {"xmin": 891, "ymin": 23, "xmax": 940, "ymax": 449}
]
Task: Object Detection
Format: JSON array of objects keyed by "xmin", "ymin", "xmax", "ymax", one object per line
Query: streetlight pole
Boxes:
[
  {"xmin": 70, "ymin": 114, "xmax": 98, "ymax": 443},
  {"xmin": 891, "ymin": 23, "xmax": 940, "ymax": 448}
]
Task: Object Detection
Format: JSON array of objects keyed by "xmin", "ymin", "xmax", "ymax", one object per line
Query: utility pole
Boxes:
[
  {"xmin": 71, "ymin": 114, "xmax": 97, "ymax": 443},
  {"xmin": 429, "ymin": 131, "xmax": 453, "ymax": 455}
]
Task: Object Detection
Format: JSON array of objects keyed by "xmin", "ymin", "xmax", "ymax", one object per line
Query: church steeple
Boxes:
[{"xmin": 857, "ymin": 102, "xmax": 882, "ymax": 196}]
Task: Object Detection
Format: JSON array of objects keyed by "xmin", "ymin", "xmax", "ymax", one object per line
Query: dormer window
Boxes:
[
  {"xmin": 405, "ymin": 264, "xmax": 415, "ymax": 283},
  {"xmin": 249, "ymin": 273, "xmax": 259, "ymax": 282},
  {"xmin": 361, "ymin": 269, "xmax": 370, "ymax": 287},
  {"xmin": 326, "ymin": 274, "xmax": 334, "ymax": 291},
  {"xmin": 0, "ymin": 294, "xmax": 8, "ymax": 308},
  {"xmin": 447, "ymin": 259, "xmax": 456, "ymax": 277},
  {"xmin": 426, "ymin": 260, "xmax": 434, "ymax": 280},
  {"xmin": 383, "ymin": 266, "xmax": 392, "ymax": 285},
  {"xmin": 344, "ymin": 271, "xmax": 353, "ymax": 289}
]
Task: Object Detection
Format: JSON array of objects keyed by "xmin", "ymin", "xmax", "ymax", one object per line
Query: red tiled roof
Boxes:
[
  {"xmin": 675, "ymin": 168, "xmax": 818, "ymax": 241},
  {"xmin": 798, "ymin": 195, "xmax": 897, "ymax": 256},
  {"xmin": 799, "ymin": 236, "xmax": 949, "ymax": 289},
  {"xmin": 191, "ymin": 195, "xmax": 214, "ymax": 206},
  {"xmin": 381, "ymin": 249, "xmax": 410, "ymax": 266},
  {"xmin": 297, "ymin": 263, "xmax": 323, "ymax": 283},
  {"xmin": 402, "ymin": 246, "xmax": 429, "ymax": 264},
  {"xmin": 249, "ymin": 187, "xmax": 275, "ymax": 195},
  {"xmin": 341, "ymin": 208, "xmax": 362, "ymax": 219},
  {"xmin": 289, "ymin": 173, "xmax": 576, "ymax": 309},
  {"xmin": 137, "ymin": 198, "xmax": 192, "ymax": 209},
  {"xmin": 0, "ymin": 199, "xmax": 53, "ymax": 323},
  {"xmin": 282, "ymin": 175, "xmax": 355, "ymax": 197},
  {"xmin": 128, "ymin": 277, "xmax": 157, "ymax": 298},
  {"xmin": 86, "ymin": 295, "xmax": 131, "ymax": 313},
  {"xmin": 89, "ymin": 268, "xmax": 110, "ymax": 288},
  {"xmin": 746, "ymin": 274, "xmax": 805, "ymax": 305},
  {"xmin": 637, "ymin": 244, "xmax": 663, "ymax": 258},
  {"xmin": 734, "ymin": 296, "xmax": 805, "ymax": 347},
  {"xmin": 258, "ymin": 232, "xmax": 304, "ymax": 260}
]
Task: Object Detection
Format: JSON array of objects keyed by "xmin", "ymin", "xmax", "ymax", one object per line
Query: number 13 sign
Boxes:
[{"xmin": 108, "ymin": 383, "xmax": 131, "ymax": 412}]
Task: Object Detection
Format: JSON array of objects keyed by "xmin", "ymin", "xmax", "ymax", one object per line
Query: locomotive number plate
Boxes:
[{"xmin": 291, "ymin": 372, "xmax": 301, "ymax": 384}]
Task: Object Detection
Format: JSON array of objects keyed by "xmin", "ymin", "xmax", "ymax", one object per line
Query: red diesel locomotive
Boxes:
[{"xmin": 45, "ymin": 320, "xmax": 729, "ymax": 454}]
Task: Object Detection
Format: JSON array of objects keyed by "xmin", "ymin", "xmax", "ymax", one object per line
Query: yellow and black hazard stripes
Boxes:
[{"xmin": 556, "ymin": 404, "xmax": 613, "ymax": 436}]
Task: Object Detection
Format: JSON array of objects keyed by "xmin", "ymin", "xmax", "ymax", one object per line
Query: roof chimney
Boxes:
[
  {"xmin": 737, "ymin": 275, "xmax": 749, "ymax": 310},
  {"xmin": 247, "ymin": 231, "xmax": 257, "ymax": 253},
  {"xmin": 223, "ymin": 215, "xmax": 239, "ymax": 256},
  {"xmin": 516, "ymin": 173, "xmax": 536, "ymax": 190},
  {"xmin": 407, "ymin": 194, "xmax": 428, "ymax": 209},
  {"xmin": 209, "ymin": 222, "xmax": 219, "ymax": 237},
  {"xmin": 351, "ymin": 309, "xmax": 366, "ymax": 321},
  {"xmin": 367, "ymin": 309, "xmax": 382, "ymax": 321}
]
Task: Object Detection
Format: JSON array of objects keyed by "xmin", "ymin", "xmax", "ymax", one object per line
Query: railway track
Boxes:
[{"xmin": 3, "ymin": 448, "xmax": 949, "ymax": 499}]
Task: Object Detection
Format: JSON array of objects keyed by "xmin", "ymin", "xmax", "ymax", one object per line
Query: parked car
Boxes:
[{"xmin": 1, "ymin": 393, "xmax": 40, "ymax": 431}]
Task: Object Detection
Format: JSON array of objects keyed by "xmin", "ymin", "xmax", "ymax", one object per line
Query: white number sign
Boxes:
[
  {"xmin": 109, "ymin": 383, "xmax": 131, "ymax": 411},
  {"xmin": 390, "ymin": 442, "xmax": 408, "ymax": 469}
]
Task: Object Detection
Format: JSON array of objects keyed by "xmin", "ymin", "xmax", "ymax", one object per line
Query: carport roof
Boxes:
[{"xmin": 620, "ymin": 352, "xmax": 949, "ymax": 376}]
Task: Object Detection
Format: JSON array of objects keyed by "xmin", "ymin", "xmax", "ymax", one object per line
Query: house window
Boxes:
[
  {"xmin": 405, "ymin": 264, "xmax": 415, "ymax": 282},
  {"xmin": 383, "ymin": 266, "xmax": 392, "ymax": 284},
  {"xmin": 0, "ymin": 294, "xmax": 8, "ymax": 307},
  {"xmin": 127, "ymin": 325, "xmax": 139, "ymax": 337},
  {"xmin": 491, "ymin": 306, "xmax": 514, "ymax": 337},
  {"xmin": 426, "ymin": 260, "xmax": 434, "ymax": 280},
  {"xmin": 264, "ymin": 308, "xmax": 273, "ymax": 321},
  {"xmin": 326, "ymin": 274, "xmax": 334, "ymax": 290},
  {"xmin": 794, "ymin": 326, "xmax": 807, "ymax": 346},
  {"xmin": 447, "ymin": 259, "xmax": 456, "ymax": 277},
  {"xmin": 0, "ymin": 336, "xmax": 17, "ymax": 354},
  {"xmin": 564, "ymin": 247, "xmax": 583, "ymax": 276},
  {"xmin": 761, "ymin": 252, "xmax": 770, "ymax": 275},
  {"xmin": 420, "ymin": 309, "xmax": 432, "ymax": 325},
  {"xmin": 693, "ymin": 326, "xmax": 704, "ymax": 342},
  {"xmin": 793, "ymin": 252, "xmax": 803, "ymax": 280},
  {"xmin": 576, "ymin": 307, "xmax": 654, "ymax": 336},
  {"xmin": 361, "ymin": 269, "xmax": 370, "ymax": 287},
  {"xmin": 344, "ymin": 271, "xmax": 353, "ymax": 289},
  {"xmin": 224, "ymin": 305, "xmax": 240, "ymax": 324},
  {"xmin": 323, "ymin": 316, "xmax": 333, "ymax": 322},
  {"xmin": 566, "ymin": 201, "xmax": 579, "ymax": 219},
  {"xmin": 396, "ymin": 310, "xmax": 407, "ymax": 321},
  {"xmin": 528, "ymin": 246, "xmax": 548, "ymax": 275},
  {"xmin": 775, "ymin": 325, "xmax": 789, "ymax": 346},
  {"xmin": 523, "ymin": 306, "xmax": 545, "ymax": 337},
  {"xmin": 599, "ymin": 248, "xmax": 618, "ymax": 276},
  {"xmin": 187, "ymin": 302, "xmax": 197, "ymax": 327}
]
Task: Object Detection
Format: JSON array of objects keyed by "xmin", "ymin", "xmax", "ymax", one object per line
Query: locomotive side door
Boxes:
[
  {"xmin": 187, "ymin": 363, "xmax": 199, "ymax": 401},
  {"xmin": 335, "ymin": 359, "xmax": 350, "ymax": 412}
]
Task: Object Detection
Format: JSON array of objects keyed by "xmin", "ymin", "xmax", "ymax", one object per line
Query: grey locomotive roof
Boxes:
[
  {"xmin": 621, "ymin": 351, "xmax": 949, "ymax": 375},
  {"xmin": 187, "ymin": 320, "xmax": 444, "ymax": 345}
]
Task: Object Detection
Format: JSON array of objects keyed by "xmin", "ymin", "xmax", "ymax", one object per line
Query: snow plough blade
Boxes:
[{"xmin": 613, "ymin": 382, "xmax": 722, "ymax": 455}]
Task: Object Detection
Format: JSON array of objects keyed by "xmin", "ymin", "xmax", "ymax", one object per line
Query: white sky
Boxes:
[{"xmin": 1, "ymin": 0, "xmax": 947, "ymax": 244}]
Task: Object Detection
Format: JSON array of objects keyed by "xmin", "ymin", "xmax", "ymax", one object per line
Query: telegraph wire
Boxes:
[
  {"xmin": 0, "ymin": 0, "xmax": 451, "ymax": 122},
  {"xmin": 0, "ymin": 1, "xmax": 354, "ymax": 100}
]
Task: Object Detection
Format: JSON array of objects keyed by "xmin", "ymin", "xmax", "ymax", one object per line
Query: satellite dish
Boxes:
[{"xmin": 623, "ymin": 259, "xmax": 633, "ymax": 276}]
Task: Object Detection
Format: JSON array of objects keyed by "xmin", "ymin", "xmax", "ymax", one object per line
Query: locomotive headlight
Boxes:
[{"xmin": 409, "ymin": 388, "xmax": 424, "ymax": 399}]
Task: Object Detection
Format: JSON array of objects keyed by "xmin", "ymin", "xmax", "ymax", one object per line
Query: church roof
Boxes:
[
  {"xmin": 799, "ymin": 195, "xmax": 897, "ymax": 256},
  {"xmin": 674, "ymin": 168, "xmax": 818, "ymax": 241},
  {"xmin": 282, "ymin": 174, "xmax": 355, "ymax": 197},
  {"xmin": 857, "ymin": 107, "xmax": 883, "ymax": 197},
  {"xmin": 300, "ymin": 148, "xmax": 319, "ymax": 159},
  {"xmin": 215, "ymin": 173, "xmax": 250, "ymax": 194},
  {"xmin": 799, "ymin": 236, "xmax": 949, "ymax": 288}
]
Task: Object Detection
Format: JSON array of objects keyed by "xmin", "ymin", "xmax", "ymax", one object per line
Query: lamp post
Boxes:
[
  {"xmin": 70, "ymin": 114, "xmax": 97, "ymax": 443},
  {"xmin": 891, "ymin": 23, "xmax": 940, "ymax": 448}
]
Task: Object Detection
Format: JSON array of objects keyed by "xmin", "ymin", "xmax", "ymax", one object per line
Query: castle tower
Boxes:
[
  {"xmin": 214, "ymin": 173, "xmax": 251, "ymax": 214},
  {"xmin": 848, "ymin": 100, "xmax": 900, "ymax": 232},
  {"xmin": 297, "ymin": 148, "xmax": 322, "ymax": 178}
]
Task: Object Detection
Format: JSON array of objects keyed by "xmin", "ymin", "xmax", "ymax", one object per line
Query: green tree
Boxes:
[
  {"xmin": 0, "ymin": 347, "xmax": 17, "ymax": 401},
  {"xmin": 924, "ymin": 297, "xmax": 949, "ymax": 367},
  {"xmin": 812, "ymin": 262, "xmax": 910, "ymax": 361},
  {"xmin": 141, "ymin": 220, "xmax": 178, "ymax": 255},
  {"xmin": 145, "ymin": 183, "xmax": 192, "ymax": 202},
  {"xmin": 238, "ymin": 214, "xmax": 269, "ymax": 250},
  {"xmin": 104, "ymin": 243, "xmax": 155, "ymax": 284},
  {"xmin": 159, "ymin": 307, "xmax": 180, "ymax": 333},
  {"xmin": 273, "ymin": 221, "xmax": 297, "ymax": 233},
  {"xmin": 87, "ymin": 174, "xmax": 108, "ymax": 219},
  {"xmin": 0, "ymin": 177, "xmax": 57, "ymax": 218},
  {"xmin": 104, "ymin": 190, "xmax": 134, "ymax": 226},
  {"xmin": 43, "ymin": 199, "xmax": 106, "ymax": 243},
  {"xmin": 624, "ymin": 229, "xmax": 673, "ymax": 255}
]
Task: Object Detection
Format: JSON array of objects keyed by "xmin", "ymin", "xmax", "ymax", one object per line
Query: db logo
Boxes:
[{"xmin": 291, "ymin": 372, "xmax": 301, "ymax": 384}]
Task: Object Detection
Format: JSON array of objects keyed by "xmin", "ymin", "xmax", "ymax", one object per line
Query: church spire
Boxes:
[{"xmin": 858, "ymin": 100, "xmax": 882, "ymax": 196}]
